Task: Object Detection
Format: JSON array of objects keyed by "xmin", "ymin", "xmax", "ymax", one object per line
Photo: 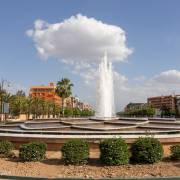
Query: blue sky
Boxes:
[{"xmin": 0, "ymin": 0, "xmax": 180, "ymax": 110}]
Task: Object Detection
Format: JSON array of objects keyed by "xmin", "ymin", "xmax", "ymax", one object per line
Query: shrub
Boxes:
[
  {"xmin": 61, "ymin": 139, "xmax": 89, "ymax": 165},
  {"xmin": 0, "ymin": 140, "xmax": 13, "ymax": 157},
  {"xmin": 19, "ymin": 141, "xmax": 47, "ymax": 162},
  {"xmin": 131, "ymin": 137, "xmax": 163, "ymax": 164},
  {"xmin": 170, "ymin": 145, "xmax": 180, "ymax": 160},
  {"xmin": 64, "ymin": 108, "xmax": 73, "ymax": 117},
  {"xmin": 100, "ymin": 138, "xmax": 130, "ymax": 165}
]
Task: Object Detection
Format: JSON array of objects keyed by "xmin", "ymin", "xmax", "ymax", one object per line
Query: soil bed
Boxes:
[{"xmin": 0, "ymin": 151, "xmax": 179, "ymax": 178}]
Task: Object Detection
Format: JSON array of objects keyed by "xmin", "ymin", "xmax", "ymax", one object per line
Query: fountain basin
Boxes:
[
  {"xmin": 0, "ymin": 117, "xmax": 180, "ymax": 134},
  {"xmin": 90, "ymin": 117, "xmax": 120, "ymax": 121}
]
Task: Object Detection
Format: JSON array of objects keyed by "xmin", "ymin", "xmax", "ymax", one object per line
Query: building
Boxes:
[
  {"xmin": 64, "ymin": 96, "xmax": 79, "ymax": 108},
  {"xmin": 81, "ymin": 102, "xmax": 93, "ymax": 111},
  {"xmin": 29, "ymin": 83, "xmax": 61, "ymax": 105},
  {"xmin": 175, "ymin": 95, "xmax": 180, "ymax": 114},
  {"xmin": 29, "ymin": 83, "xmax": 93, "ymax": 110},
  {"xmin": 147, "ymin": 95, "xmax": 175, "ymax": 110},
  {"xmin": 124, "ymin": 102, "xmax": 147, "ymax": 112}
]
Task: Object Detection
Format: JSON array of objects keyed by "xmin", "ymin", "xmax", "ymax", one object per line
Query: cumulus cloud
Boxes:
[
  {"xmin": 152, "ymin": 70, "xmax": 180, "ymax": 84},
  {"xmin": 133, "ymin": 75, "xmax": 146, "ymax": 81},
  {"xmin": 26, "ymin": 14, "xmax": 133, "ymax": 110},
  {"xmin": 26, "ymin": 14, "xmax": 132, "ymax": 64},
  {"xmin": 27, "ymin": 15, "xmax": 180, "ymax": 111}
]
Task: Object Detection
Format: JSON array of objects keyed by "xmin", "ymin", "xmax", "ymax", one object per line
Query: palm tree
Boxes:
[
  {"xmin": 26, "ymin": 97, "xmax": 34, "ymax": 119},
  {"xmin": 2, "ymin": 93, "xmax": 12, "ymax": 103},
  {"xmin": 44, "ymin": 100, "xmax": 52, "ymax": 118},
  {"xmin": 16, "ymin": 90, "xmax": 26, "ymax": 97},
  {"xmin": 10, "ymin": 95, "xmax": 27, "ymax": 118},
  {"xmin": 32, "ymin": 97, "xmax": 44, "ymax": 119},
  {"xmin": 56, "ymin": 78, "xmax": 73, "ymax": 117}
]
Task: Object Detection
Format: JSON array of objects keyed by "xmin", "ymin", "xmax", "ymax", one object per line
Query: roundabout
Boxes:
[
  {"xmin": 0, "ymin": 117, "xmax": 180, "ymax": 134},
  {"xmin": 0, "ymin": 117, "xmax": 180, "ymax": 155}
]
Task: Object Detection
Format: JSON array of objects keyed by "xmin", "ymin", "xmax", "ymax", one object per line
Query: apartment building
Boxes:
[
  {"xmin": 29, "ymin": 83, "xmax": 61, "ymax": 105},
  {"xmin": 147, "ymin": 95, "xmax": 175, "ymax": 110}
]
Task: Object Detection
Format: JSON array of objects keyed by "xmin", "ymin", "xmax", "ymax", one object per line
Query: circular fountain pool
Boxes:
[
  {"xmin": 0, "ymin": 117, "xmax": 180, "ymax": 135},
  {"xmin": 0, "ymin": 117, "xmax": 180, "ymax": 153}
]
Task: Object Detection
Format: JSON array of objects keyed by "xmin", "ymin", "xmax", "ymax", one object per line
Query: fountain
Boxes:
[
  {"xmin": 92, "ymin": 52, "xmax": 118, "ymax": 120},
  {"xmin": 0, "ymin": 54, "xmax": 179, "ymax": 152},
  {"xmin": 96, "ymin": 52, "xmax": 114, "ymax": 117}
]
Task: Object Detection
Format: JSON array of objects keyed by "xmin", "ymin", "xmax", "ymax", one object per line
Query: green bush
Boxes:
[
  {"xmin": 131, "ymin": 137, "xmax": 163, "ymax": 164},
  {"xmin": 61, "ymin": 139, "xmax": 89, "ymax": 165},
  {"xmin": 100, "ymin": 138, "xmax": 130, "ymax": 165},
  {"xmin": 64, "ymin": 108, "xmax": 73, "ymax": 117},
  {"xmin": 170, "ymin": 145, "xmax": 180, "ymax": 160},
  {"xmin": 0, "ymin": 140, "xmax": 13, "ymax": 157},
  {"xmin": 19, "ymin": 141, "xmax": 47, "ymax": 162}
]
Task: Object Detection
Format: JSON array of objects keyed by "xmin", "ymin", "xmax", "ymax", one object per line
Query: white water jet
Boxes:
[{"xmin": 95, "ymin": 52, "xmax": 115, "ymax": 118}]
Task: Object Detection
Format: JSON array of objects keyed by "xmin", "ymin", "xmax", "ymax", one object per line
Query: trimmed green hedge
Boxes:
[
  {"xmin": 19, "ymin": 141, "xmax": 47, "ymax": 162},
  {"xmin": 131, "ymin": 137, "xmax": 163, "ymax": 164},
  {"xmin": 0, "ymin": 140, "xmax": 13, "ymax": 157},
  {"xmin": 61, "ymin": 139, "xmax": 89, "ymax": 165},
  {"xmin": 170, "ymin": 144, "xmax": 180, "ymax": 160},
  {"xmin": 100, "ymin": 138, "xmax": 130, "ymax": 165}
]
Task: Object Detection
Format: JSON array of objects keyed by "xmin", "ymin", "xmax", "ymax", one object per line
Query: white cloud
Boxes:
[
  {"xmin": 26, "ymin": 14, "xmax": 133, "ymax": 110},
  {"xmin": 133, "ymin": 75, "xmax": 146, "ymax": 81},
  {"xmin": 26, "ymin": 29, "xmax": 33, "ymax": 37},
  {"xmin": 26, "ymin": 15, "xmax": 180, "ymax": 111},
  {"xmin": 114, "ymin": 69, "xmax": 180, "ymax": 111},
  {"xmin": 152, "ymin": 70, "xmax": 180, "ymax": 84},
  {"xmin": 27, "ymin": 14, "xmax": 132, "ymax": 64}
]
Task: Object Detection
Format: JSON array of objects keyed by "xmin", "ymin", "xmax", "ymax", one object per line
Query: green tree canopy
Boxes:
[{"xmin": 56, "ymin": 78, "xmax": 73, "ymax": 116}]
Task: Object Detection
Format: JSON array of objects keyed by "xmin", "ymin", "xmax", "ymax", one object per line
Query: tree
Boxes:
[
  {"xmin": 81, "ymin": 109, "xmax": 94, "ymax": 117},
  {"xmin": 160, "ymin": 105, "xmax": 171, "ymax": 117},
  {"xmin": 117, "ymin": 105, "xmax": 155, "ymax": 117},
  {"xmin": 31, "ymin": 97, "xmax": 44, "ymax": 118},
  {"xmin": 46, "ymin": 100, "xmax": 54, "ymax": 118},
  {"xmin": 51, "ymin": 101, "xmax": 60, "ymax": 118},
  {"xmin": 10, "ymin": 95, "xmax": 27, "ymax": 117},
  {"xmin": 64, "ymin": 107, "xmax": 73, "ymax": 117},
  {"xmin": 174, "ymin": 97, "xmax": 180, "ymax": 118},
  {"xmin": 26, "ymin": 97, "xmax": 34, "ymax": 119},
  {"xmin": 56, "ymin": 78, "xmax": 73, "ymax": 117},
  {"xmin": 16, "ymin": 90, "xmax": 26, "ymax": 97},
  {"xmin": 1, "ymin": 93, "xmax": 12, "ymax": 121},
  {"xmin": 0, "ymin": 79, "xmax": 9, "ymax": 120},
  {"xmin": 0, "ymin": 88, "xmax": 6, "ymax": 114},
  {"xmin": 73, "ymin": 108, "xmax": 81, "ymax": 117}
]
